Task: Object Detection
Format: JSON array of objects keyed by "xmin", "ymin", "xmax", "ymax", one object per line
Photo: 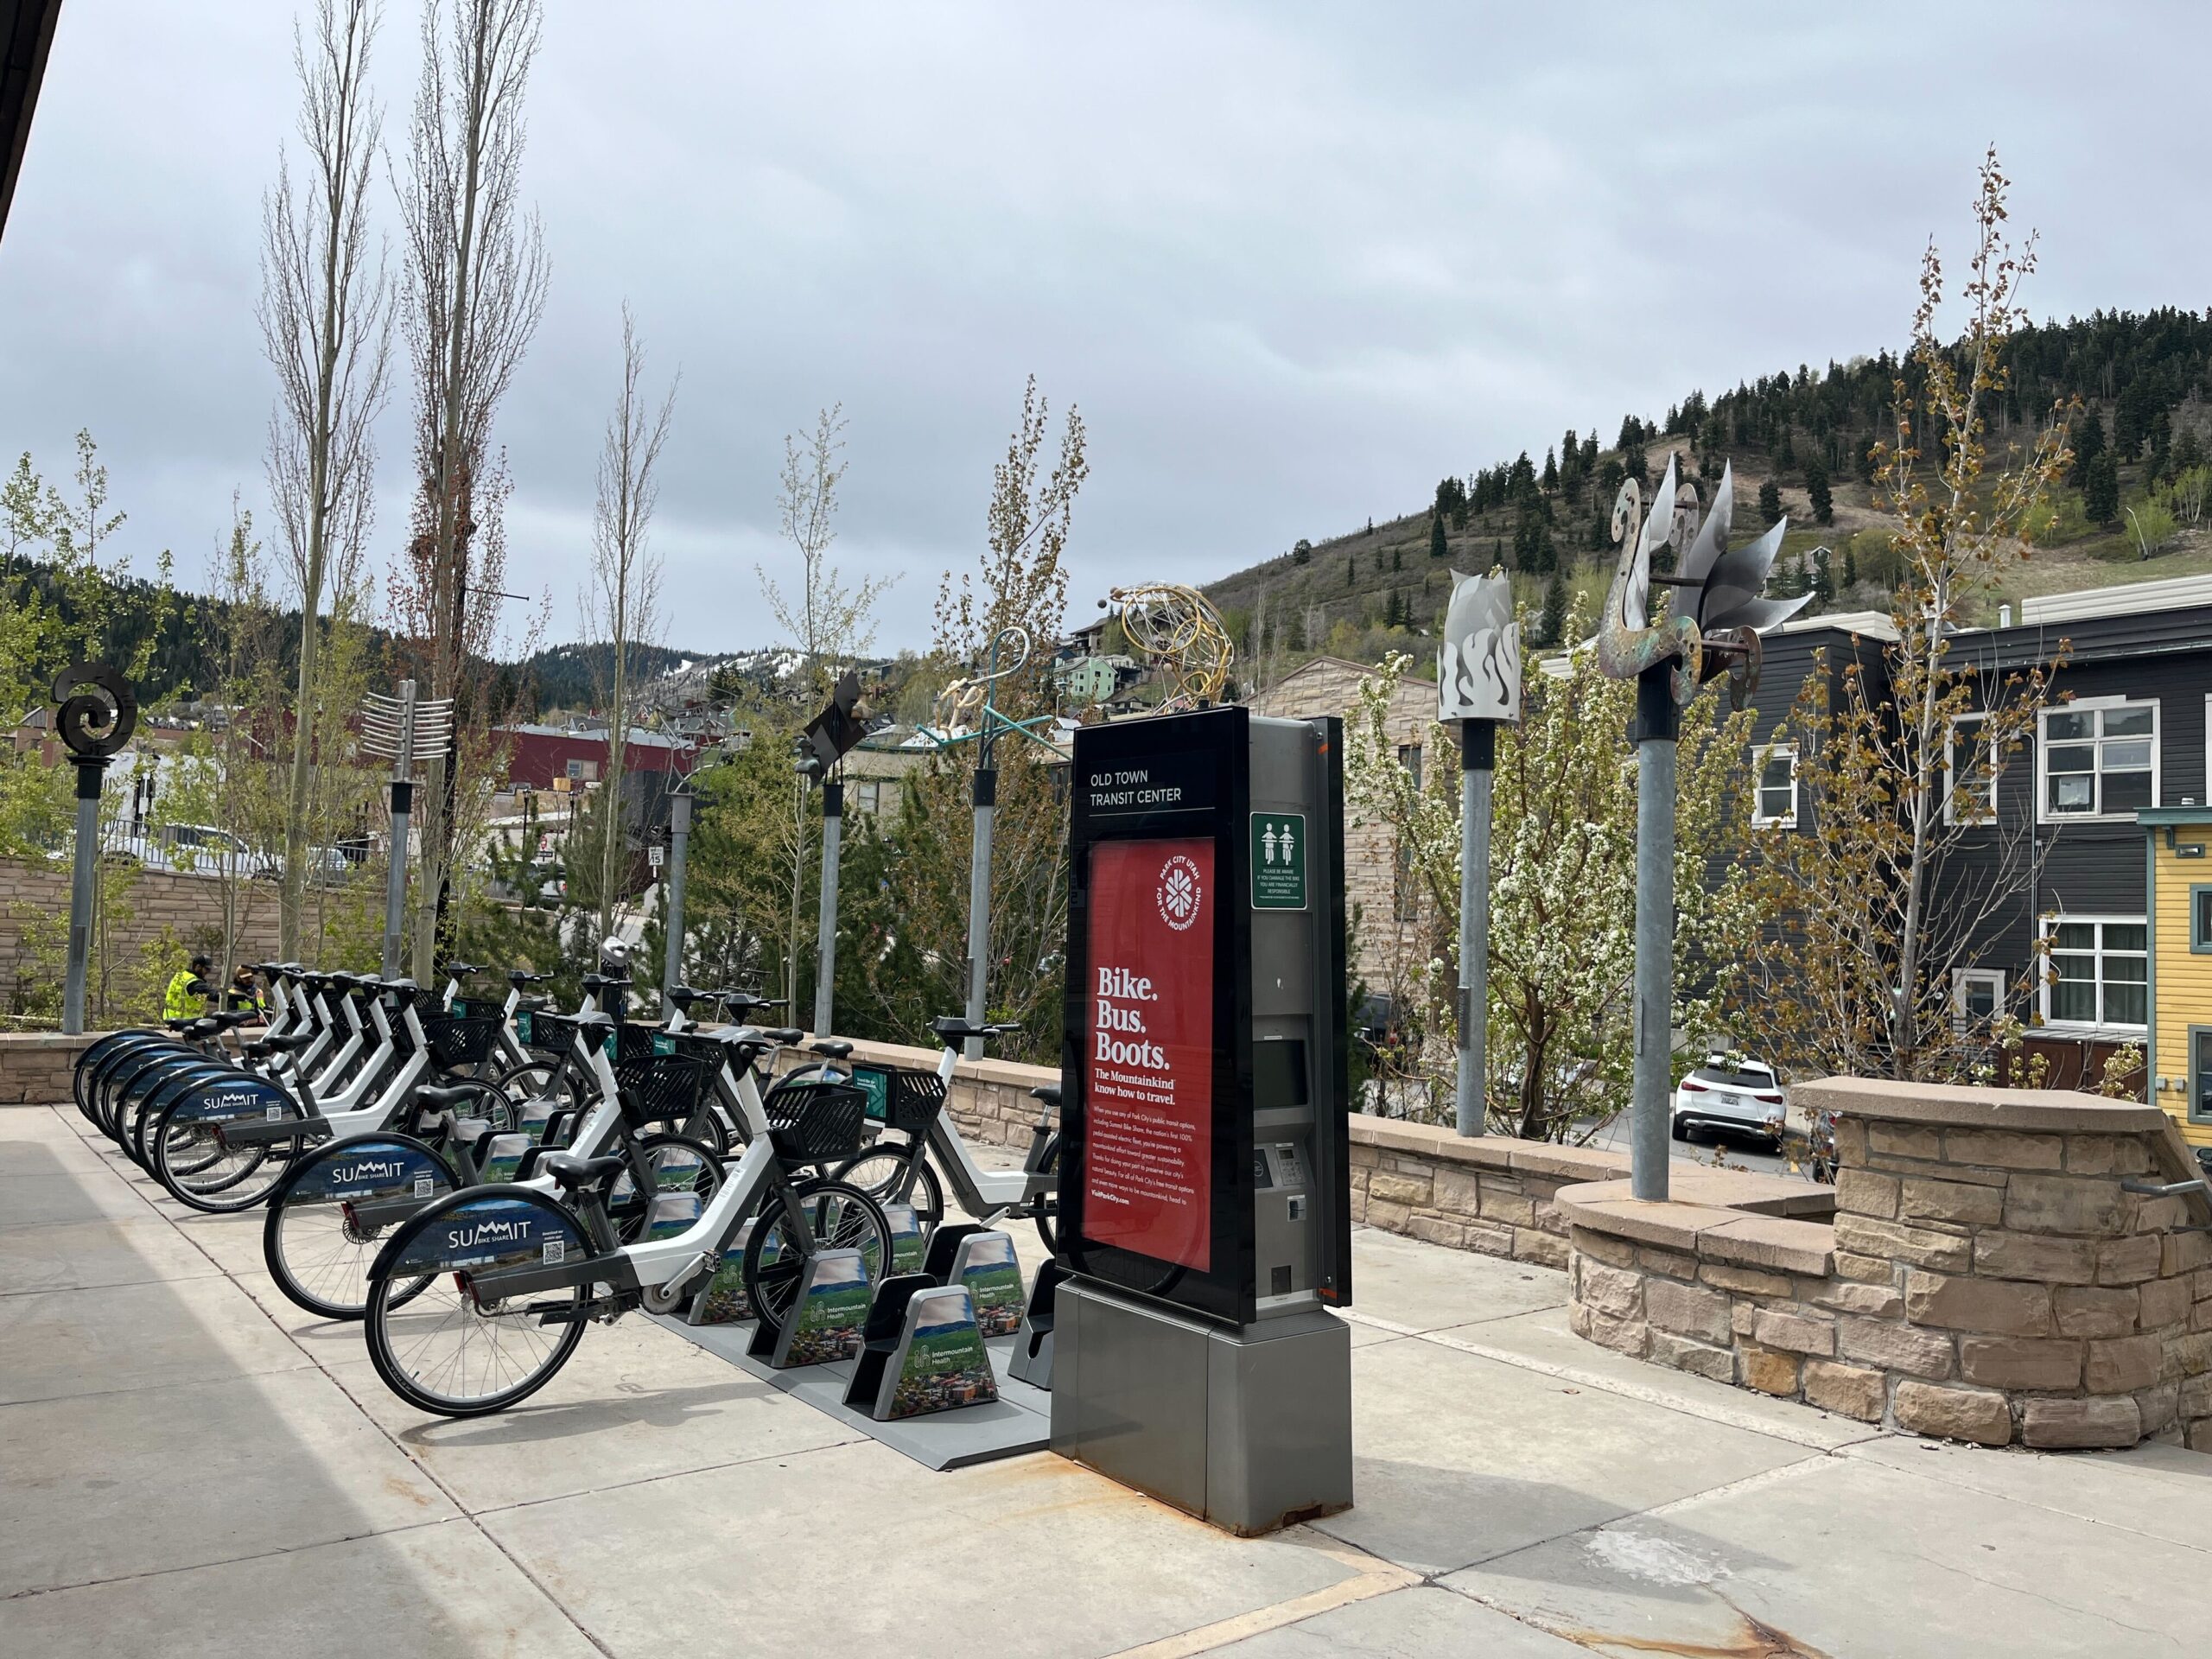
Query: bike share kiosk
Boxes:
[{"xmin": 1052, "ymin": 705, "xmax": 1353, "ymax": 1535}]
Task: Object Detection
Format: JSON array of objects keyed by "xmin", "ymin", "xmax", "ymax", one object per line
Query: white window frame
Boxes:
[
  {"xmin": 1944, "ymin": 713, "xmax": 1997, "ymax": 826},
  {"xmin": 1752, "ymin": 741, "xmax": 1798, "ymax": 829},
  {"xmin": 2036, "ymin": 696, "xmax": 2158, "ymax": 824},
  {"xmin": 1951, "ymin": 966, "xmax": 2005, "ymax": 1033},
  {"xmin": 2037, "ymin": 914, "xmax": 2149, "ymax": 1034}
]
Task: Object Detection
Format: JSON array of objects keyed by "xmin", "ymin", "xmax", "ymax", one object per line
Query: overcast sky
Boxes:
[{"xmin": 3, "ymin": 3, "xmax": 2206, "ymax": 658}]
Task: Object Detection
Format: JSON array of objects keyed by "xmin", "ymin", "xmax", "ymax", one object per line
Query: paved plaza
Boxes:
[{"xmin": 3, "ymin": 1102, "xmax": 2209, "ymax": 1657}]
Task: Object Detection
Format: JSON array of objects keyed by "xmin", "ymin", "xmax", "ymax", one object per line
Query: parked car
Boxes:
[
  {"xmin": 1670, "ymin": 1054, "xmax": 1788, "ymax": 1152},
  {"xmin": 138, "ymin": 823, "xmax": 276, "ymax": 879}
]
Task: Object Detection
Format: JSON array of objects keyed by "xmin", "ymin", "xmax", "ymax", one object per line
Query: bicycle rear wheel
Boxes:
[
  {"xmin": 365, "ymin": 1269, "xmax": 585, "ymax": 1418},
  {"xmin": 741, "ymin": 1179, "xmax": 890, "ymax": 1337}
]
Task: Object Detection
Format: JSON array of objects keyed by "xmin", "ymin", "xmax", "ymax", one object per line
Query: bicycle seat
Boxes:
[
  {"xmin": 164, "ymin": 1017, "xmax": 200, "ymax": 1033},
  {"xmin": 760, "ymin": 1027, "xmax": 803, "ymax": 1045},
  {"xmin": 186, "ymin": 1017, "xmax": 221, "ymax": 1039},
  {"xmin": 809, "ymin": 1039, "xmax": 855, "ymax": 1059},
  {"xmin": 415, "ymin": 1082, "xmax": 483, "ymax": 1112},
  {"xmin": 1029, "ymin": 1084, "xmax": 1061, "ymax": 1107},
  {"xmin": 930, "ymin": 1016, "xmax": 1019, "ymax": 1045},
  {"xmin": 262, "ymin": 1031, "xmax": 316, "ymax": 1052},
  {"xmin": 539, "ymin": 1152, "xmax": 627, "ymax": 1192},
  {"xmin": 208, "ymin": 1010, "xmax": 255, "ymax": 1031}
]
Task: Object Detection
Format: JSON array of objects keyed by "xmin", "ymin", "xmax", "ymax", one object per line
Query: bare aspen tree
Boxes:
[
  {"xmin": 583, "ymin": 306, "xmax": 675, "ymax": 945},
  {"xmin": 393, "ymin": 0, "xmax": 548, "ymax": 980},
  {"xmin": 758, "ymin": 405, "xmax": 893, "ymax": 1007},
  {"xmin": 260, "ymin": 0, "xmax": 391, "ymax": 960}
]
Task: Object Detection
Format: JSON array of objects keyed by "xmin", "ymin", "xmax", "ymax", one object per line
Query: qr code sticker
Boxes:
[
  {"xmin": 414, "ymin": 1173, "xmax": 434, "ymax": 1198},
  {"xmin": 542, "ymin": 1237, "xmax": 566, "ymax": 1265},
  {"xmin": 265, "ymin": 1104, "xmax": 285, "ymax": 1122}
]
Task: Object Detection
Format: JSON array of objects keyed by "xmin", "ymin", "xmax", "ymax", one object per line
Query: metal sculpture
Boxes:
[
  {"xmin": 1103, "ymin": 583, "xmax": 1234, "ymax": 711},
  {"xmin": 1597, "ymin": 455, "xmax": 1805, "ymax": 1201},
  {"xmin": 925, "ymin": 627, "xmax": 1062, "ymax": 1056},
  {"xmin": 361, "ymin": 682, "xmax": 455, "ymax": 978},
  {"xmin": 1438, "ymin": 571, "xmax": 1520, "ymax": 1137},
  {"xmin": 54, "ymin": 664, "xmax": 138, "ymax": 1033}
]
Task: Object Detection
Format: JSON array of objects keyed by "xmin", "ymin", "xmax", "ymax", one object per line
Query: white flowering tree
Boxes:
[{"xmin": 1345, "ymin": 612, "xmax": 1758, "ymax": 1140}]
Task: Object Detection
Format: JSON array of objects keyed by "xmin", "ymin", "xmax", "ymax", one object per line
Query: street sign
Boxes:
[
  {"xmin": 1249, "ymin": 812, "xmax": 1307, "ymax": 911},
  {"xmin": 649, "ymin": 846, "xmax": 664, "ymax": 870}
]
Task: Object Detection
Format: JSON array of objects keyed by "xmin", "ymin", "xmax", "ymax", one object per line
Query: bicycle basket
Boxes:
[
  {"xmin": 613, "ymin": 1053, "xmax": 712, "ymax": 1129},
  {"xmin": 523, "ymin": 1011, "xmax": 596, "ymax": 1062},
  {"xmin": 763, "ymin": 1077, "xmax": 868, "ymax": 1166},
  {"xmin": 423, "ymin": 1014, "xmax": 502, "ymax": 1071},
  {"xmin": 850, "ymin": 1063, "xmax": 945, "ymax": 1136}
]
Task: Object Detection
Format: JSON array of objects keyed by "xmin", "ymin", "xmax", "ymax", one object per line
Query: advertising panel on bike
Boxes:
[{"xmin": 1082, "ymin": 836, "xmax": 1216, "ymax": 1271}]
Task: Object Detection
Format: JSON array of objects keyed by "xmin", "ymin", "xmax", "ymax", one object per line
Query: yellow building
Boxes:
[{"xmin": 2139, "ymin": 807, "xmax": 2212, "ymax": 1148}]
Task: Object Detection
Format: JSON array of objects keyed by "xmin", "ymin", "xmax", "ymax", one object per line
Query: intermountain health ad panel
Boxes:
[{"xmin": 1082, "ymin": 836, "xmax": 1216, "ymax": 1271}]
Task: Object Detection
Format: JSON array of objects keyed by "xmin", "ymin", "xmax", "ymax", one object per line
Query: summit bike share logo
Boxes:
[{"xmin": 1156, "ymin": 853, "xmax": 1204, "ymax": 931}]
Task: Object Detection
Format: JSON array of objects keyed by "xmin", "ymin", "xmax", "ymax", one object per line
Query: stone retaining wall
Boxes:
[
  {"xmin": 1562, "ymin": 1077, "xmax": 2212, "ymax": 1452},
  {"xmin": 0, "ymin": 1031, "xmax": 99, "ymax": 1105}
]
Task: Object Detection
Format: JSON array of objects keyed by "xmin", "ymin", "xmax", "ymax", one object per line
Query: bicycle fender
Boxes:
[
  {"xmin": 274, "ymin": 1134, "xmax": 458, "ymax": 1209},
  {"xmin": 167, "ymin": 1074, "xmax": 302, "ymax": 1127},
  {"xmin": 371, "ymin": 1187, "xmax": 588, "ymax": 1282}
]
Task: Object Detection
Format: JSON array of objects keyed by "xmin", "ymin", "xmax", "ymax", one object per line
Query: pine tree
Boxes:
[
  {"xmin": 1292, "ymin": 537, "xmax": 1312, "ymax": 564},
  {"xmin": 1777, "ymin": 425, "xmax": 1796, "ymax": 467},
  {"xmin": 1617, "ymin": 414, "xmax": 1641, "ymax": 454},
  {"xmin": 1539, "ymin": 566, "xmax": 1568, "ymax": 647},
  {"xmin": 1346, "ymin": 553, "xmax": 1357, "ymax": 588},
  {"xmin": 2084, "ymin": 452, "xmax": 2120, "ymax": 524},
  {"xmin": 1758, "ymin": 476, "xmax": 1783, "ymax": 525},
  {"xmin": 1393, "ymin": 543, "xmax": 1404, "ymax": 572},
  {"xmin": 2070, "ymin": 410, "xmax": 2106, "ymax": 487},
  {"xmin": 1541, "ymin": 447, "xmax": 1559, "ymax": 493},
  {"xmin": 1811, "ymin": 544, "xmax": 1834, "ymax": 604},
  {"xmin": 1428, "ymin": 512, "xmax": 1446, "ymax": 560},
  {"xmin": 1803, "ymin": 452, "xmax": 1833, "ymax": 524},
  {"xmin": 1384, "ymin": 589, "xmax": 1403, "ymax": 628},
  {"xmin": 1842, "ymin": 541, "xmax": 1859, "ymax": 591}
]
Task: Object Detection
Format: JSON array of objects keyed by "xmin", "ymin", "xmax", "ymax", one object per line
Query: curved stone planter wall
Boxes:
[{"xmin": 1562, "ymin": 1078, "xmax": 2212, "ymax": 1452}]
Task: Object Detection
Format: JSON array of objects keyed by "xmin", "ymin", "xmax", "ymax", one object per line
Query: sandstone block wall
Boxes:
[
  {"xmin": 1563, "ymin": 1077, "xmax": 2212, "ymax": 1452},
  {"xmin": 0, "ymin": 855, "xmax": 283, "ymax": 1012}
]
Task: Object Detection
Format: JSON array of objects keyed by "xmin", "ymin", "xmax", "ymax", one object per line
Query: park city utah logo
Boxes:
[{"xmin": 1156, "ymin": 853, "xmax": 1204, "ymax": 932}]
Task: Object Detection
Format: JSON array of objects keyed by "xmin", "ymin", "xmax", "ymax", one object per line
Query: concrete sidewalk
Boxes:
[{"xmin": 3, "ymin": 1103, "xmax": 2209, "ymax": 1657}]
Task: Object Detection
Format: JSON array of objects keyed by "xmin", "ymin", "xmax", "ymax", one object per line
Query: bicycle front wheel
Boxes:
[
  {"xmin": 831, "ymin": 1145, "xmax": 944, "ymax": 1235},
  {"xmin": 742, "ymin": 1179, "xmax": 891, "ymax": 1337}
]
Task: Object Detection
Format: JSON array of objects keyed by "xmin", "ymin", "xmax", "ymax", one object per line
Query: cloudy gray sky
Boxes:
[{"xmin": 3, "ymin": 3, "xmax": 2206, "ymax": 658}]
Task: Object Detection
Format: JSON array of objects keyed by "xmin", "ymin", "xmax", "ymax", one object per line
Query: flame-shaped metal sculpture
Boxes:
[{"xmin": 1597, "ymin": 455, "xmax": 1807, "ymax": 706}]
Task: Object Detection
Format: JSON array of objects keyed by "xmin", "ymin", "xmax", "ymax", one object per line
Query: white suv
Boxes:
[{"xmin": 1671, "ymin": 1056, "xmax": 1788, "ymax": 1151}]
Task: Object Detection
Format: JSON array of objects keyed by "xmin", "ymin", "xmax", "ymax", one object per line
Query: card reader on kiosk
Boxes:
[{"xmin": 1051, "ymin": 705, "xmax": 1353, "ymax": 1535}]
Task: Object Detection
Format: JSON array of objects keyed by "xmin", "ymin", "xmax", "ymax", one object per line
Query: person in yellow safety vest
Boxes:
[{"xmin": 164, "ymin": 954, "xmax": 213, "ymax": 1021}]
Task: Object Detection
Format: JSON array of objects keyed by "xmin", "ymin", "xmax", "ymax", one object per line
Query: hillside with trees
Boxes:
[{"xmin": 1207, "ymin": 307, "xmax": 2212, "ymax": 692}]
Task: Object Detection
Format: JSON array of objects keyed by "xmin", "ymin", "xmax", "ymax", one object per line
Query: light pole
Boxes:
[
  {"xmin": 1438, "ymin": 571, "xmax": 1519, "ymax": 1136},
  {"xmin": 792, "ymin": 671, "xmax": 865, "ymax": 1036},
  {"xmin": 1597, "ymin": 458, "xmax": 1802, "ymax": 1201},
  {"xmin": 53, "ymin": 664, "xmax": 137, "ymax": 1034},
  {"xmin": 362, "ymin": 682, "xmax": 454, "ymax": 980}
]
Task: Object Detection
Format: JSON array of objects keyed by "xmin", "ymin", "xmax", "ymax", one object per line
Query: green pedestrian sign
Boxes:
[{"xmin": 1249, "ymin": 812, "xmax": 1307, "ymax": 911}]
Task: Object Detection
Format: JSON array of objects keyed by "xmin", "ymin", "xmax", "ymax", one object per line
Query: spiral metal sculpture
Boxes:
[
  {"xmin": 1107, "ymin": 583, "xmax": 1234, "ymax": 711},
  {"xmin": 52, "ymin": 662, "xmax": 137, "ymax": 760}
]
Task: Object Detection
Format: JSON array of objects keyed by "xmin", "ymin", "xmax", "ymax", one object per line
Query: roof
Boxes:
[
  {"xmin": 2023, "ymin": 572, "xmax": 2212, "ymax": 626},
  {"xmin": 1777, "ymin": 608, "xmax": 1900, "ymax": 642},
  {"xmin": 499, "ymin": 722, "xmax": 690, "ymax": 751}
]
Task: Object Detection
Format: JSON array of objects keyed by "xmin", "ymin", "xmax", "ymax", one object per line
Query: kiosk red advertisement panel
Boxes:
[{"xmin": 1081, "ymin": 836, "xmax": 1216, "ymax": 1271}]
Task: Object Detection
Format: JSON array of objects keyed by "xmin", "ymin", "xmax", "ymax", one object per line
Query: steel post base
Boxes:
[{"xmin": 1050, "ymin": 1278, "xmax": 1351, "ymax": 1536}]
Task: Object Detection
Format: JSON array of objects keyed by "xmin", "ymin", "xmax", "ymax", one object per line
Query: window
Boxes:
[
  {"xmin": 2193, "ymin": 885, "xmax": 2212, "ymax": 954},
  {"xmin": 1945, "ymin": 715, "xmax": 1996, "ymax": 824},
  {"xmin": 1753, "ymin": 742, "xmax": 1797, "ymax": 828},
  {"xmin": 2038, "ymin": 700, "xmax": 2156, "ymax": 821},
  {"xmin": 1397, "ymin": 743, "xmax": 1424, "ymax": 792},
  {"xmin": 1952, "ymin": 967, "xmax": 2005, "ymax": 1032},
  {"xmin": 2040, "ymin": 917, "xmax": 2147, "ymax": 1030},
  {"xmin": 1392, "ymin": 836, "xmax": 1418, "ymax": 924},
  {"xmin": 2190, "ymin": 1027, "xmax": 2212, "ymax": 1125},
  {"xmin": 851, "ymin": 779, "xmax": 887, "ymax": 816}
]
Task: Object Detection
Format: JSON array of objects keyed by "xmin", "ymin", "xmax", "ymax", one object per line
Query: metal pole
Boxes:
[
  {"xmin": 1631, "ymin": 665, "xmax": 1677, "ymax": 1202},
  {"xmin": 663, "ymin": 789, "xmax": 693, "ymax": 1001},
  {"xmin": 61, "ymin": 758, "xmax": 108, "ymax": 1034},
  {"xmin": 963, "ymin": 763, "xmax": 995, "ymax": 1059},
  {"xmin": 813, "ymin": 781, "xmax": 842, "ymax": 1036},
  {"xmin": 1455, "ymin": 720, "xmax": 1494, "ymax": 1136},
  {"xmin": 382, "ymin": 780, "xmax": 412, "ymax": 979}
]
